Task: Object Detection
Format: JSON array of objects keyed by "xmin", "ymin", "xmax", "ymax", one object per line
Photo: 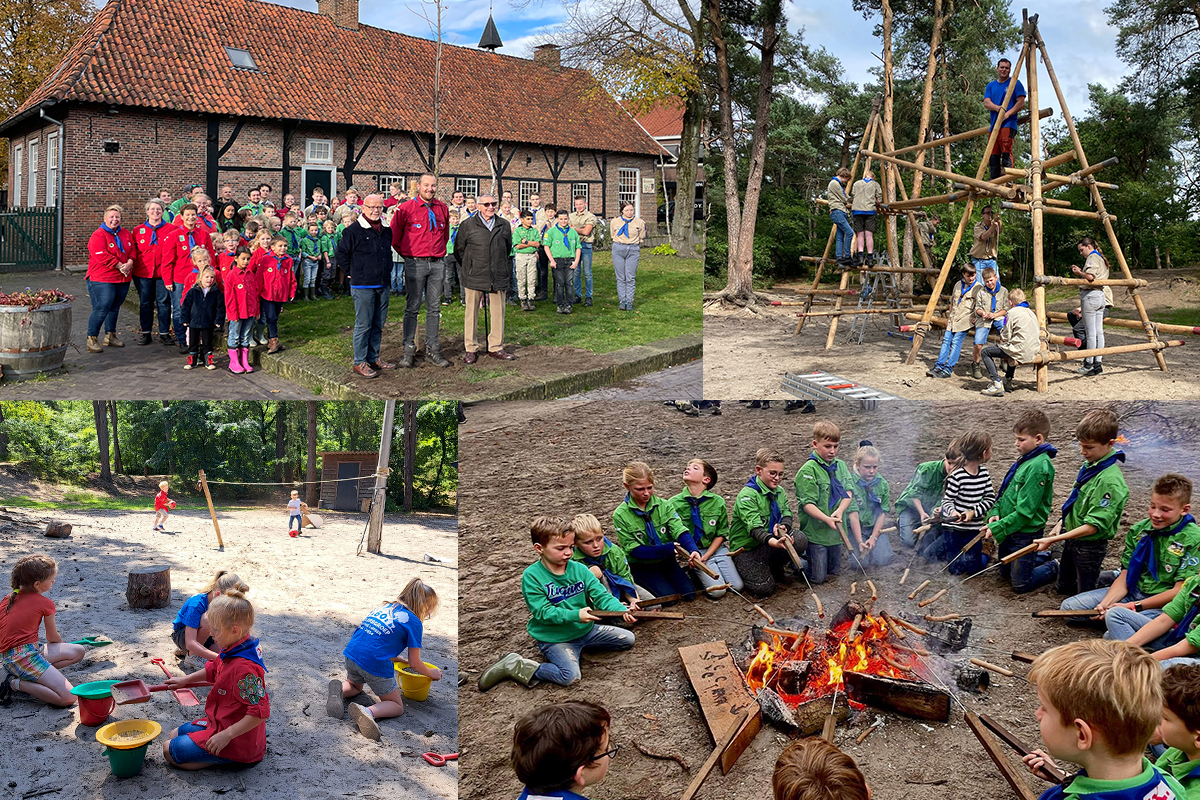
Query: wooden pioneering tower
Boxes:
[{"xmin": 793, "ymin": 9, "xmax": 1186, "ymax": 391}]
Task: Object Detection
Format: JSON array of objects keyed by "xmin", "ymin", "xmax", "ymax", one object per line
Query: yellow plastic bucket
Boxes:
[{"xmin": 394, "ymin": 661, "xmax": 438, "ymax": 701}]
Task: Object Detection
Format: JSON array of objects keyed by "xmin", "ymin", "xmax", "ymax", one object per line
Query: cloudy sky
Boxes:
[{"xmin": 266, "ymin": 0, "xmax": 1127, "ymax": 119}]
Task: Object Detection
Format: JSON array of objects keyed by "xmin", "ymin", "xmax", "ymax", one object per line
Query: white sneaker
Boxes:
[
  {"xmin": 981, "ymin": 382, "xmax": 1005, "ymax": 397},
  {"xmin": 349, "ymin": 702, "xmax": 381, "ymax": 740}
]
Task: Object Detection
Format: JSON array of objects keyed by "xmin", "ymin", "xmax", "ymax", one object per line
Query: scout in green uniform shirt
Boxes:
[
  {"xmin": 667, "ymin": 489, "xmax": 728, "ymax": 552},
  {"xmin": 795, "ymin": 449, "xmax": 858, "ymax": 548},
  {"xmin": 985, "ymin": 443, "xmax": 1057, "ymax": 546},
  {"xmin": 611, "ymin": 493, "xmax": 690, "ymax": 564},
  {"xmin": 300, "ymin": 226, "xmax": 322, "ymax": 260},
  {"xmin": 1055, "ymin": 447, "xmax": 1129, "ymax": 544},
  {"xmin": 1156, "ymin": 748, "xmax": 1200, "ymax": 800},
  {"xmin": 728, "ymin": 474, "xmax": 793, "ymax": 554},
  {"xmin": 512, "ymin": 220, "xmax": 541, "ymax": 254},
  {"xmin": 542, "ymin": 218, "xmax": 581, "ymax": 260},
  {"xmin": 570, "ymin": 513, "xmax": 640, "ymax": 603},
  {"xmin": 1156, "ymin": 664, "xmax": 1200, "ymax": 800}
]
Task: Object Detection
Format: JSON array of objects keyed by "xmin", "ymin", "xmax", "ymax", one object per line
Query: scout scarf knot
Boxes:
[
  {"xmin": 985, "ymin": 280, "xmax": 1003, "ymax": 311},
  {"xmin": 1127, "ymin": 514, "xmax": 1197, "ymax": 589},
  {"xmin": 809, "ymin": 454, "xmax": 849, "ymax": 512},
  {"xmin": 857, "ymin": 475, "xmax": 884, "ymax": 516},
  {"xmin": 220, "ymin": 636, "xmax": 268, "ymax": 672},
  {"xmin": 744, "ymin": 476, "xmax": 782, "ymax": 532},
  {"xmin": 144, "ymin": 219, "xmax": 166, "ymax": 245},
  {"xmin": 998, "ymin": 443, "xmax": 1057, "ymax": 500},
  {"xmin": 101, "ymin": 223, "xmax": 126, "ymax": 254},
  {"xmin": 627, "ymin": 496, "xmax": 662, "ymax": 546},
  {"xmin": 685, "ymin": 496, "xmax": 705, "ymax": 542},
  {"xmin": 617, "ymin": 218, "xmax": 632, "ymax": 238},
  {"xmin": 422, "ymin": 201, "xmax": 439, "ymax": 231},
  {"xmin": 556, "ymin": 224, "xmax": 571, "ymax": 249},
  {"xmin": 959, "ymin": 278, "xmax": 978, "ymax": 301},
  {"xmin": 581, "ymin": 537, "xmax": 636, "ymax": 597},
  {"xmin": 1060, "ymin": 450, "xmax": 1125, "ymax": 518}
]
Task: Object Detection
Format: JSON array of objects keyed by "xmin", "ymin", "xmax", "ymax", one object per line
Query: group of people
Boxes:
[
  {"xmin": 486, "ymin": 405, "xmax": 1200, "ymax": 799},
  {"xmin": 0, "ymin": 552, "xmax": 443, "ymax": 765},
  {"xmin": 85, "ymin": 176, "xmax": 650, "ymax": 378}
]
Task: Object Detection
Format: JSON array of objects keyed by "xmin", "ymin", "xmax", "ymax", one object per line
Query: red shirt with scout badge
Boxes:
[
  {"xmin": 216, "ymin": 250, "xmax": 239, "ymax": 289},
  {"xmin": 87, "ymin": 225, "xmax": 136, "ymax": 283},
  {"xmin": 224, "ymin": 264, "xmax": 261, "ymax": 321},
  {"xmin": 187, "ymin": 636, "xmax": 270, "ymax": 764},
  {"xmin": 169, "ymin": 223, "xmax": 216, "ymax": 290},
  {"xmin": 258, "ymin": 253, "xmax": 296, "ymax": 303},
  {"xmin": 132, "ymin": 220, "xmax": 177, "ymax": 280},
  {"xmin": 390, "ymin": 197, "xmax": 450, "ymax": 258}
]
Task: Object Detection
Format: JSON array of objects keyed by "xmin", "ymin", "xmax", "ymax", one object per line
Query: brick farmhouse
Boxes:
[{"xmin": 0, "ymin": 0, "xmax": 668, "ymax": 268}]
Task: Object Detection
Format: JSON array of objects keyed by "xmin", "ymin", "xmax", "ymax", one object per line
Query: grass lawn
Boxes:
[
  {"xmin": 0, "ymin": 492, "xmax": 252, "ymax": 512},
  {"xmin": 285, "ymin": 251, "xmax": 702, "ymax": 364}
]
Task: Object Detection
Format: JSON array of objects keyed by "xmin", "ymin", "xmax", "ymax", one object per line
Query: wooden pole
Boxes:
[
  {"xmin": 1025, "ymin": 12, "xmax": 1049, "ymax": 391},
  {"xmin": 881, "ymin": 0, "xmax": 902, "ymax": 293},
  {"xmin": 403, "ymin": 401, "xmax": 416, "ymax": 512},
  {"xmin": 826, "ymin": 114, "xmax": 880, "ymax": 347},
  {"xmin": 367, "ymin": 400, "xmax": 396, "ymax": 554},
  {"xmin": 681, "ymin": 710, "xmax": 750, "ymax": 800},
  {"xmin": 965, "ymin": 712, "xmax": 1039, "ymax": 800},
  {"xmin": 1030, "ymin": 340, "xmax": 1183, "ymax": 363},
  {"xmin": 1046, "ymin": 311, "xmax": 1200, "ymax": 336},
  {"xmin": 884, "ymin": 108, "xmax": 1053, "ymax": 157},
  {"xmin": 1000, "ymin": 201, "xmax": 1118, "ymax": 222},
  {"xmin": 1035, "ymin": 26, "xmax": 1168, "ymax": 372},
  {"xmin": 197, "ymin": 469, "xmax": 224, "ymax": 550},
  {"xmin": 863, "ymin": 150, "xmax": 1018, "ymax": 199},
  {"xmin": 901, "ymin": 314, "xmax": 1080, "ymax": 346},
  {"xmin": 1033, "ymin": 275, "xmax": 1146, "ymax": 288}
]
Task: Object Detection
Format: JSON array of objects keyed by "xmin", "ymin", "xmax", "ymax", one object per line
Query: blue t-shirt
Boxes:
[
  {"xmin": 985, "ymin": 78, "xmax": 1026, "ymax": 130},
  {"xmin": 172, "ymin": 593, "xmax": 210, "ymax": 632},
  {"xmin": 518, "ymin": 791, "xmax": 588, "ymax": 800},
  {"xmin": 342, "ymin": 603, "xmax": 424, "ymax": 678}
]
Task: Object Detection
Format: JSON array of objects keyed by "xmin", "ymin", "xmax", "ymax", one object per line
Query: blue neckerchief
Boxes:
[
  {"xmin": 184, "ymin": 227, "xmax": 197, "ymax": 252},
  {"xmin": 201, "ymin": 216, "xmax": 214, "ymax": 229},
  {"xmin": 101, "ymin": 223, "xmax": 126, "ymax": 255},
  {"xmin": 856, "ymin": 474, "xmax": 883, "ymax": 517},
  {"xmin": 273, "ymin": 254, "xmax": 288, "ymax": 272},
  {"xmin": 144, "ymin": 219, "xmax": 166, "ymax": 245},
  {"xmin": 1167, "ymin": 603, "xmax": 1200, "ymax": 647},
  {"xmin": 984, "ymin": 280, "xmax": 1003, "ymax": 311},
  {"xmin": 809, "ymin": 454, "xmax": 849, "ymax": 512},
  {"xmin": 580, "ymin": 537, "xmax": 636, "ymax": 598},
  {"xmin": 1090, "ymin": 249, "xmax": 1101, "ymax": 259},
  {"xmin": 450, "ymin": 227, "xmax": 458, "ymax": 244},
  {"xmin": 863, "ymin": 176, "xmax": 872, "ymax": 183},
  {"xmin": 1126, "ymin": 514, "xmax": 1196, "ymax": 589},
  {"xmin": 958, "ymin": 277, "xmax": 978, "ymax": 302},
  {"xmin": 1185, "ymin": 760, "xmax": 1200, "ymax": 781},
  {"xmin": 998, "ymin": 443, "xmax": 1058, "ymax": 500},
  {"xmin": 517, "ymin": 789, "xmax": 589, "ymax": 800},
  {"xmin": 744, "ymin": 476, "xmax": 782, "ymax": 532},
  {"xmin": 556, "ymin": 224, "xmax": 571, "ymax": 249},
  {"xmin": 685, "ymin": 495, "xmax": 705, "ymax": 543},
  {"xmin": 466, "ymin": 210, "xmax": 476, "ymax": 218},
  {"xmin": 220, "ymin": 636, "xmax": 268, "ymax": 672},
  {"xmin": 1015, "ymin": 301, "xmax": 1029, "ymax": 308},
  {"xmin": 1045, "ymin": 765, "xmax": 1175, "ymax": 800},
  {"xmin": 627, "ymin": 495, "xmax": 662, "ymax": 546},
  {"xmin": 423, "ymin": 202, "xmax": 439, "ymax": 231},
  {"xmin": 618, "ymin": 217, "xmax": 632, "ymax": 238},
  {"xmin": 1061, "ymin": 451, "xmax": 1125, "ymax": 518}
]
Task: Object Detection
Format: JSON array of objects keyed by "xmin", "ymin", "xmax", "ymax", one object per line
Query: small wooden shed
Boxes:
[{"xmin": 319, "ymin": 451, "xmax": 379, "ymax": 512}]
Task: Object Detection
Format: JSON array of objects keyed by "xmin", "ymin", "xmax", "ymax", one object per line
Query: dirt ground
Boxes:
[
  {"xmin": 703, "ymin": 272, "xmax": 1200, "ymax": 402},
  {"xmin": 458, "ymin": 398, "xmax": 1200, "ymax": 800},
  {"xmin": 0, "ymin": 499, "xmax": 458, "ymax": 800}
]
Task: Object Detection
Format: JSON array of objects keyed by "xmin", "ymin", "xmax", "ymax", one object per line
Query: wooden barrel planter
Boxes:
[{"xmin": 0, "ymin": 301, "xmax": 73, "ymax": 379}]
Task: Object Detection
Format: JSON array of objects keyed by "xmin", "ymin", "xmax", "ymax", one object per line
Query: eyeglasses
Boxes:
[
  {"xmin": 480, "ymin": 202, "xmax": 497, "ymax": 207},
  {"xmin": 364, "ymin": 205, "xmax": 384, "ymax": 210},
  {"xmin": 590, "ymin": 744, "xmax": 620, "ymax": 763},
  {"xmin": 764, "ymin": 470, "xmax": 785, "ymax": 478}
]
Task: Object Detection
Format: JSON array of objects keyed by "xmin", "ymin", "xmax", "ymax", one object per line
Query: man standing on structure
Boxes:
[{"xmin": 983, "ymin": 58, "xmax": 1027, "ymax": 179}]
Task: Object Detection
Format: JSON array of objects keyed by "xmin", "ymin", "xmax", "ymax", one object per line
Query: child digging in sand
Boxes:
[
  {"xmin": 162, "ymin": 589, "xmax": 270, "ymax": 770},
  {"xmin": 328, "ymin": 578, "xmax": 442, "ymax": 740},
  {"xmin": 173, "ymin": 571, "xmax": 250, "ymax": 666},
  {"xmin": 154, "ymin": 479, "xmax": 174, "ymax": 531},
  {"xmin": 0, "ymin": 555, "xmax": 85, "ymax": 707}
]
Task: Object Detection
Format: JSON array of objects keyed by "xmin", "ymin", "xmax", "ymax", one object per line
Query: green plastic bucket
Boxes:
[
  {"xmin": 71, "ymin": 680, "xmax": 121, "ymax": 700},
  {"xmin": 104, "ymin": 744, "xmax": 149, "ymax": 778}
]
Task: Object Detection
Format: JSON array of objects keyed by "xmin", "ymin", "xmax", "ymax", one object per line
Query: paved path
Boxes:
[
  {"xmin": 0, "ymin": 271, "xmax": 312, "ymax": 399},
  {"xmin": 564, "ymin": 359, "xmax": 703, "ymax": 401}
]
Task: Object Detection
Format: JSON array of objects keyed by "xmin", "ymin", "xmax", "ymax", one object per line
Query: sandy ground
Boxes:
[
  {"xmin": 0, "ymin": 502, "xmax": 458, "ymax": 800},
  {"xmin": 458, "ymin": 398, "xmax": 1200, "ymax": 800},
  {"xmin": 704, "ymin": 274, "xmax": 1200, "ymax": 402}
]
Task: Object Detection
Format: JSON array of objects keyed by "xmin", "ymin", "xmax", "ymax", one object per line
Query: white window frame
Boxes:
[
  {"xmin": 13, "ymin": 144, "xmax": 23, "ymax": 208},
  {"xmin": 378, "ymin": 174, "xmax": 405, "ymax": 196},
  {"xmin": 27, "ymin": 139, "xmax": 38, "ymax": 207},
  {"xmin": 519, "ymin": 180, "xmax": 539, "ymax": 211},
  {"xmin": 305, "ymin": 138, "xmax": 333, "ymax": 165},
  {"xmin": 571, "ymin": 183, "xmax": 589, "ymax": 206},
  {"xmin": 45, "ymin": 133, "xmax": 58, "ymax": 207},
  {"xmin": 455, "ymin": 177, "xmax": 479, "ymax": 200},
  {"xmin": 618, "ymin": 168, "xmax": 640, "ymax": 218}
]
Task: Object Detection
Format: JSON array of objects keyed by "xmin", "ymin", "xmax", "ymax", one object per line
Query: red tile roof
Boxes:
[
  {"xmin": 622, "ymin": 98, "xmax": 687, "ymax": 139},
  {"xmin": 3, "ymin": 0, "xmax": 666, "ymax": 157}
]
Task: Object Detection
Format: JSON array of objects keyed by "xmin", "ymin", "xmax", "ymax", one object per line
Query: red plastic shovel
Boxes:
[{"xmin": 151, "ymin": 658, "xmax": 205, "ymax": 706}]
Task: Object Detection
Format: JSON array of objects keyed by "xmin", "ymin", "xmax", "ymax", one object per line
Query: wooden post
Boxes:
[
  {"xmin": 1025, "ymin": 13, "xmax": 1049, "ymax": 391},
  {"xmin": 965, "ymin": 712, "xmax": 1039, "ymax": 800},
  {"xmin": 403, "ymin": 401, "xmax": 416, "ymax": 513},
  {"xmin": 366, "ymin": 400, "xmax": 396, "ymax": 554},
  {"xmin": 198, "ymin": 469, "xmax": 224, "ymax": 550},
  {"xmin": 126, "ymin": 566, "xmax": 171, "ymax": 609}
]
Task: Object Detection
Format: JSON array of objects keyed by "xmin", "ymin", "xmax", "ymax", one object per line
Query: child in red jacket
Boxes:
[
  {"xmin": 162, "ymin": 589, "xmax": 269, "ymax": 769},
  {"xmin": 223, "ymin": 247, "xmax": 261, "ymax": 375},
  {"xmin": 259, "ymin": 236, "xmax": 296, "ymax": 354},
  {"xmin": 247, "ymin": 230, "xmax": 274, "ymax": 347},
  {"xmin": 154, "ymin": 480, "xmax": 175, "ymax": 531}
]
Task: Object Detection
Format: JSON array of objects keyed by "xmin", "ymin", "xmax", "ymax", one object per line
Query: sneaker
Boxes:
[
  {"xmin": 926, "ymin": 366, "xmax": 941, "ymax": 377},
  {"xmin": 184, "ymin": 355, "xmax": 195, "ymax": 370},
  {"xmin": 584, "ymin": 297, "xmax": 593, "ymax": 307},
  {"xmin": 1089, "ymin": 363, "xmax": 1103, "ymax": 376},
  {"xmin": 440, "ymin": 297, "xmax": 450, "ymax": 306},
  {"xmin": 326, "ymin": 679, "xmax": 345, "ymax": 719},
  {"xmin": 1076, "ymin": 364, "xmax": 1093, "ymax": 374},
  {"xmin": 1003, "ymin": 376, "xmax": 1014, "ymax": 393},
  {"xmin": 0, "ymin": 672, "xmax": 15, "ymax": 706},
  {"xmin": 981, "ymin": 381, "xmax": 1005, "ymax": 396},
  {"xmin": 971, "ymin": 362, "xmax": 983, "ymax": 379},
  {"xmin": 206, "ymin": 354, "xmax": 217, "ymax": 371},
  {"xmin": 574, "ymin": 295, "xmax": 583, "ymax": 305},
  {"xmin": 556, "ymin": 306, "xmax": 565, "ymax": 314},
  {"xmin": 348, "ymin": 702, "xmax": 381, "ymax": 741},
  {"xmin": 565, "ymin": 305, "xmax": 573, "ymax": 314},
  {"xmin": 936, "ymin": 368, "xmax": 953, "ymax": 378}
]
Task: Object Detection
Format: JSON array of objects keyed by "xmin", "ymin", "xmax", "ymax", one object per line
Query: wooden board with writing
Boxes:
[{"xmin": 678, "ymin": 641, "xmax": 762, "ymax": 775}]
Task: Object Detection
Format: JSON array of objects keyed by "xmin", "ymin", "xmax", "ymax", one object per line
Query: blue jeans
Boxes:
[
  {"xmin": 971, "ymin": 258, "xmax": 998, "ymax": 273},
  {"xmin": 226, "ymin": 318, "xmax": 253, "ymax": 348},
  {"xmin": 998, "ymin": 533, "xmax": 1058, "ymax": 593},
  {"xmin": 168, "ymin": 283, "xmax": 186, "ymax": 336},
  {"xmin": 1104, "ymin": 606, "xmax": 1169, "ymax": 649},
  {"xmin": 351, "ymin": 287, "xmax": 389, "ymax": 366},
  {"xmin": 261, "ymin": 300, "xmax": 282, "ymax": 339},
  {"xmin": 132, "ymin": 275, "xmax": 171, "ymax": 335},
  {"xmin": 534, "ymin": 624, "xmax": 635, "ymax": 685},
  {"xmin": 898, "ymin": 506, "xmax": 924, "ymax": 547},
  {"xmin": 289, "ymin": 514, "xmax": 302, "ymax": 532},
  {"xmin": 167, "ymin": 722, "xmax": 236, "ymax": 766},
  {"xmin": 831, "ymin": 210, "xmax": 854, "ymax": 259},
  {"xmin": 695, "ymin": 545, "xmax": 744, "ymax": 597},
  {"xmin": 391, "ymin": 261, "xmax": 405, "ymax": 293},
  {"xmin": 1061, "ymin": 586, "xmax": 1151, "ymax": 612},
  {"xmin": 934, "ymin": 328, "xmax": 969, "ymax": 371},
  {"xmin": 574, "ymin": 243, "xmax": 594, "ymax": 299},
  {"xmin": 851, "ymin": 527, "xmax": 894, "ymax": 568},
  {"xmin": 301, "ymin": 257, "xmax": 319, "ymax": 288},
  {"xmin": 402, "ymin": 257, "xmax": 444, "ymax": 350},
  {"xmin": 973, "ymin": 319, "xmax": 1004, "ymax": 345},
  {"xmin": 945, "ymin": 527, "xmax": 986, "ymax": 574},
  {"xmin": 805, "ymin": 541, "xmax": 842, "ymax": 584},
  {"xmin": 86, "ymin": 280, "xmax": 131, "ymax": 337}
]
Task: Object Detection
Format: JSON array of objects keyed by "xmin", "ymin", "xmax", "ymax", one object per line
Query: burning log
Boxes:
[
  {"xmin": 847, "ymin": 614, "xmax": 863, "ymax": 640},
  {"xmin": 918, "ymin": 588, "xmax": 947, "ymax": 608},
  {"xmin": 773, "ymin": 661, "xmax": 812, "ymax": 696},
  {"xmin": 845, "ymin": 670, "xmax": 951, "ymax": 723},
  {"xmin": 908, "ymin": 580, "xmax": 931, "ymax": 601},
  {"xmin": 954, "ymin": 663, "xmax": 991, "ymax": 693},
  {"xmin": 899, "ymin": 568, "xmax": 910, "ymax": 585},
  {"xmin": 756, "ymin": 686, "xmax": 804, "ymax": 732},
  {"xmin": 970, "ymin": 658, "xmax": 1016, "ymax": 678},
  {"xmin": 925, "ymin": 613, "xmax": 960, "ymax": 622},
  {"xmin": 912, "ymin": 614, "xmax": 973, "ymax": 654}
]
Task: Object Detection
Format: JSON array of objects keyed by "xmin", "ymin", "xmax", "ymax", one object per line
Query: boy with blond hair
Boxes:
[
  {"xmin": 570, "ymin": 513, "xmax": 647, "ymax": 604},
  {"xmin": 795, "ymin": 421, "xmax": 858, "ymax": 583},
  {"xmin": 478, "ymin": 516, "xmax": 635, "ymax": 691},
  {"xmin": 773, "ymin": 737, "xmax": 869, "ymax": 800},
  {"xmin": 1041, "ymin": 409, "xmax": 1129, "ymax": 598},
  {"xmin": 1023, "ymin": 639, "xmax": 1185, "ymax": 799},
  {"xmin": 667, "ymin": 459, "xmax": 742, "ymax": 598},
  {"xmin": 980, "ymin": 287, "xmax": 1040, "ymax": 396},
  {"xmin": 1155, "ymin": 665, "xmax": 1200, "ymax": 796}
]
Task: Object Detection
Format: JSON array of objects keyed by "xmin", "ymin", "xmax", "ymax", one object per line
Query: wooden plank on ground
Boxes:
[{"xmin": 679, "ymin": 641, "xmax": 762, "ymax": 775}]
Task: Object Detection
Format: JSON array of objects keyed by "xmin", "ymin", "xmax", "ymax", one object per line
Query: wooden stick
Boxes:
[
  {"xmin": 644, "ymin": 586, "xmax": 731, "ymax": 606},
  {"xmin": 917, "ymin": 588, "xmax": 947, "ymax": 608},
  {"xmin": 908, "ymin": 580, "xmax": 931, "ymax": 601},
  {"xmin": 1000, "ymin": 542, "xmax": 1039, "ymax": 565},
  {"xmin": 676, "ymin": 543, "xmax": 721, "ymax": 580},
  {"xmin": 754, "ymin": 604, "xmax": 776, "ymax": 625},
  {"xmin": 862, "ymin": 149, "xmax": 1018, "ymax": 199},
  {"xmin": 1011, "ymin": 651, "xmax": 1038, "ymax": 664},
  {"xmin": 970, "ymin": 657, "xmax": 1016, "ymax": 678},
  {"xmin": 901, "ymin": 315, "xmax": 1082, "ymax": 346},
  {"xmin": 591, "ymin": 610, "xmax": 685, "ymax": 620},
  {"xmin": 813, "ymin": 593, "xmax": 825, "ymax": 618},
  {"xmin": 1031, "ymin": 608, "xmax": 1100, "ymax": 618},
  {"xmin": 883, "ymin": 108, "xmax": 1053, "ymax": 156},
  {"xmin": 198, "ymin": 469, "xmax": 224, "ymax": 549},
  {"xmin": 899, "ymin": 568, "xmax": 910, "ymax": 585},
  {"xmin": 850, "ymin": 581, "xmax": 858, "ymax": 596},
  {"xmin": 681, "ymin": 710, "xmax": 750, "ymax": 800},
  {"xmin": 726, "ymin": 548, "xmax": 744, "ymax": 557},
  {"xmin": 797, "ymin": 306, "xmax": 944, "ymax": 319},
  {"xmin": 837, "ymin": 264, "xmax": 941, "ymax": 276},
  {"xmin": 1033, "ymin": 276, "xmax": 1146, "ymax": 288},
  {"xmin": 782, "ymin": 537, "xmax": 806, "ymax": 574},
  {"xmin": 1028, "ymin": 339, "xmax": 1185, "ymax": 364},
  {"xmin": 965, "ymin": 712, "xmax": 1039, "ymax": 800},
  {"xmin": 978, "ymin": 713, "xmax": 1067, "ymax": 783},
  {"xmin": 855, "ymin": 722, "xmax": 880, "ymax": 744},
  {"xmin": 848, "ymin": 614, "xmax": 863, "ymax": 640},
  {"xmin": 924, "ymin": 613, "xmax": 960, "ymax": 622},
  {"xmin": 821, "ymin": 711, "xmax": 838, "ymax": 743},
  {"xmin": 1046, "ymin": 311, "xmax": 1200, "ymax": 336},
  {"xmin": 866, "ymin": 580, "xmax": 878, "ymax": 599},
  {"xmin": 1000, "ymin": 201, "xmax": 1116, "ymax": 221},
  {"xmin": 883, "ymin": 653, "xmax": 914, "ymax": 672}
]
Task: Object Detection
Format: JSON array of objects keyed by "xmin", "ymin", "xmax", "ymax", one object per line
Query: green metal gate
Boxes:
[{"xmin": 0, "ymin": 207, "xmax": 58, "ymax": 271}]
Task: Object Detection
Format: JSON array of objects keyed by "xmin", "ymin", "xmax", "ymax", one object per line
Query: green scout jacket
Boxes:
[
  {"xmin": 512, "ymin": 225, "xmax": 541, "ymax": 254},
  {"xmin": 281, "ymin": 225, "xmax": 304, "ymax": 256},
  {"xmin": 795, "ymin": 455, "xmax": 859, "ymax": 547},
  {"xmin": 985, "ymin": 452, "xmax": 1055, "ymax": 545},
  {"xmin": 895, "ymin": 460, "xmax": 947, "ymax": 515},
  {"xmin": 522, "ymin": 559, "xmax": 626, "ymax": 643},
  {"xmin": 542, "ymin": 224, "xmax": 581, "ymax": 259},
  {"xmin": 300, "ymin": 234, "xmax": 322, "ymax": 259},
  {"xmin": 1120, "ymin": 517, "xmax": 1200, "ymax": 596},
  {"xmin": 728, "ymin": 477, "xmax": 793, "ymax": 553},
  {"xmin": 667, "ymin": 490, "xmax": 729, "ymax": 551},
  {"xmin": 1063, "ymin": 452, "xmax": 1129, "ymax": 541},
  {"xmin": 1052, "ymin": 760, "xmax": 1186, "ymax": 800},
  {"xmin": 612, "ymin": 494, "xmax": 688, "ymax": 564},
  {"xmin": 849, "ymin": 476, "xmax": 891, "ymax": 530},
  {"xmin": 571, "ymin": 538, "xmax": 636, "ymax": 595},
  {"xmin": 1162, "ymin": 574, "xmax": 1200, "ymax": 650},
  {"xmin": 1155, "ymin": 748, "xmax": 1200, "ymax": 800}
]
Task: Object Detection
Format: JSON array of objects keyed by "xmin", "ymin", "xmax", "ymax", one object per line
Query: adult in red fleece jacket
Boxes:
[
  {"xmin": 131, "ymin": 198, "xmax": 178, "ymax": 345},
  {"xmin": 86, "ymin": 204, "xmax": 136, "ymax": 352}
]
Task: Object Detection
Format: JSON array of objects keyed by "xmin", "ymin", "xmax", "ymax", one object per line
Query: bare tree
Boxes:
[
  {"xmin": 305, "ymin": 401, "xmax": 318, "ymax": 507},
  {"xmin": 93, "ymin": 401, "xmax": 111, "ymax": 482}
]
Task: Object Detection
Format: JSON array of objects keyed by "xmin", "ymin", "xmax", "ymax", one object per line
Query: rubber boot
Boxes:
[
  {"xmin": 477, "ymin": 653, "xmax": 541, "ymax": 691},
  {"xmin": 228, "ymin": 348, "xmax": 245, "ymax": 374},
  {"xmin": 400, "ymin": 344, "xmax": 417, "ymax": 369},
  {"xmin": 86, "ymin": 336, "xmax": 103, "ymax": 353},
  {"xmin": 426, "ymin": 345, "xmax": 451, "ymax": 368},
  {"xmin": 240, "ymin": 347, "xmax": 254, "ymax": 373}
]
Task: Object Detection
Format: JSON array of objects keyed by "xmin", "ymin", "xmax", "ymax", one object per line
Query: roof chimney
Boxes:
[
  {"xmin": 478, "ymin": 14, "xmax": 503, "ymax": 51},
  {"xmin": 533, "ymin": 43, "xmax": 560, "ymax": 70},
  {"xmin": 317, "ymin": 0, "xmax": 359, "ymax": 30}
]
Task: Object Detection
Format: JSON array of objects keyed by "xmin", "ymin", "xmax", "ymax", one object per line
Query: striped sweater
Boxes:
[{"xmin": 939, "ymin": 466, "xmax": 996, "ymax": 533}]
